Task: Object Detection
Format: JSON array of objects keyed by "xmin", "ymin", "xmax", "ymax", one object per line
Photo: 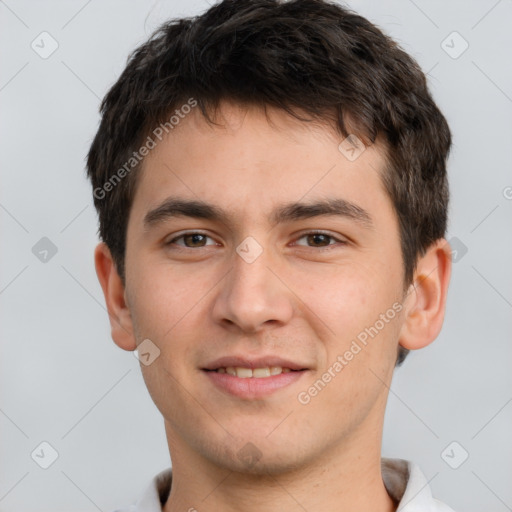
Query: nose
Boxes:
[{"xmin": 211, "ymin": 243, "xmax": 294, "ymax": 333}]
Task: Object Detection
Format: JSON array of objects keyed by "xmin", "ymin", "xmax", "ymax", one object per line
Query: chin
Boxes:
[{"xmin": 200, "ymin": 433, "xmax": 316, "ymax": 477}]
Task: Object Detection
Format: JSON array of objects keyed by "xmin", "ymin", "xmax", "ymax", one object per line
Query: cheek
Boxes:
[
  {"xmin": 127, "ymin": 262, "xmax": 219, "ymax": 400},
  {"xmin": 128, "ymin": 268, "xmax": 206, "ymax": 419},
  {"xmin": 128, "ymin": 262, "xmax": 210, "ymax": 339},
  {"xmin": 295, "ymin": 261, "xmax": 398, "ymax": 338}
]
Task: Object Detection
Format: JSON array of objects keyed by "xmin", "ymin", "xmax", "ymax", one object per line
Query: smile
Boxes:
[{"xmin": 209, "ymin": 366, "xmax": 294, "ymax": 378}]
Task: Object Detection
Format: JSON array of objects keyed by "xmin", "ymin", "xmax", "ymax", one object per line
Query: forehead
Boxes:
[{"xmin": 129, "ymin": 101, "xmax": 393, "ymax": 230}]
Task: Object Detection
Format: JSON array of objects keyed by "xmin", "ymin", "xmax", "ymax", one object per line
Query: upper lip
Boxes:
[{"xmin": 202, "ymin": 355, "xmax": 309, "ymax": 371}]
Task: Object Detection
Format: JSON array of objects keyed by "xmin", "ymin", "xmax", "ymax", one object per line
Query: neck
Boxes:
[{"xmin": 163, "ymin": 418, "xmax": 396, "ymax": 512}]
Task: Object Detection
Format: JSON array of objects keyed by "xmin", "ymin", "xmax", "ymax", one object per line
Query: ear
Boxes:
[
  {"xmin": 94, "ymin": 242, "xmax": 137, "ymax": 351},
  {"xmin": 398, "ymin": 238, "xmax": 452, "ymax": 351}
]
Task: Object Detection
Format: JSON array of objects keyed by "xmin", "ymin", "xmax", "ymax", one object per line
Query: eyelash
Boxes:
[{"xmin": 165, "ymin": 231, "xmax": 347, "ymax": 251}]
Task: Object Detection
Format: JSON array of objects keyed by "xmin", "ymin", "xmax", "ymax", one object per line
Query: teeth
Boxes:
[
  {"xmin": 253, "ymin": 367, "xmax": 270, "ymax": 378},
  {"xmin": 217, "ymin": 366, "xmax": 294, "ymax": 378},
  {"xmin": 235, "ymin": 367, "xmax": 253, "ymax": 378}
]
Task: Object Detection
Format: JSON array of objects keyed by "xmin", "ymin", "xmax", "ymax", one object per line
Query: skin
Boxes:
[{"xmin": 95, "ymin": 101, "xmax": 451, "ymax": 512}]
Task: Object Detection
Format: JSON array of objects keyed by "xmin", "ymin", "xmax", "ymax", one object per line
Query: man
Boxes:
[{"xmin": 87, "ymin": 0, "xmax": 454, "ymax": 510}]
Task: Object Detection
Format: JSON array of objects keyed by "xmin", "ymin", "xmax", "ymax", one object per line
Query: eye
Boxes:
[
  {"xmin": 166, "ymin": 232, "xmax": 218, "ymax": 248},
  {"xmin": 293, "ymin": 231, "xmax": 346, "ymax": 248}
]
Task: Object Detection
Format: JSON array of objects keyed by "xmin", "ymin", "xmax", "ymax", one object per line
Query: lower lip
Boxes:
[{"xmin": 203, "ymin": 370, "xmax": 307, "ymax": 399}]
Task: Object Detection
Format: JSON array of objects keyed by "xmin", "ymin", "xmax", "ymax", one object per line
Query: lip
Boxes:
[
  {"xmin": 203, "ymin": 368, "xmax": 308, "ymax": 399},
  {"xmin": 201, "ymin": 354, "xmax": 310, "ymax": 400}
]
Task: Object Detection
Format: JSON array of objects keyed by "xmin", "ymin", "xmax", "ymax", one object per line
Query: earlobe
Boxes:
[
  {"xmin": 94, "ymin": 243, "xmax": 137, "ymax": 351},
  {"xmin": 398, "ymin": 239, "xmax": 452, "ymax": 351}
]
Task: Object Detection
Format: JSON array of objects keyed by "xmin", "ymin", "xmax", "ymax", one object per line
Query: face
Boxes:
[{"xmin": 122, "ymin": 102, "xmax": 408, "ymax": 473}]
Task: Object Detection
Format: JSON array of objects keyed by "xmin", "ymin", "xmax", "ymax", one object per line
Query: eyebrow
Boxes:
[{"xmin": 143, "ymin": 196, "xmax": 373, "ymax": 230}]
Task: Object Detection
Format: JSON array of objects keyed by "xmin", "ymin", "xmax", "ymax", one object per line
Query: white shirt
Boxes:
[{"xmin": 113, "ymin": 458, "xmax": 456, "ymax": 512}]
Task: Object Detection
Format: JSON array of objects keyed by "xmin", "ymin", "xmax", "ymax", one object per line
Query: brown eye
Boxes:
[
  {"xmin": 306, "ymin": 233, "xmax": 331, "ymax": 247},
  {"xmin": 167, "ymin": 232, "xmax": 216, "ymax": 248},
  {"xmin": 294, "ymin": 232, "xmax": 345, "ymax": 248},
  {"xmin": 182, "ymin": 234, "xmax": 207, "ymax": 247}
]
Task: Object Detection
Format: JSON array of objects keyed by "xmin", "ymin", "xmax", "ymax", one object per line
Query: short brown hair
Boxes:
[{"xmin": 86, "ymin": 0, "xmax": 451, "ymax": 366}]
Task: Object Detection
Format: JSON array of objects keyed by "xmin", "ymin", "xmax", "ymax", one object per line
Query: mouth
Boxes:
[
  {"xmin": 204, "ymin": 366, "xmax": 299, "ymax": 378},
  {"xmin": 201, "ymin": 357, "xmax": 310, "ymax": 399}
]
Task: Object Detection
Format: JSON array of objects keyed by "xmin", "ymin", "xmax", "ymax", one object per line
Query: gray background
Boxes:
[{"xmin": 1, "ymin": 1, "xmax": 511, "ymax": 511}]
